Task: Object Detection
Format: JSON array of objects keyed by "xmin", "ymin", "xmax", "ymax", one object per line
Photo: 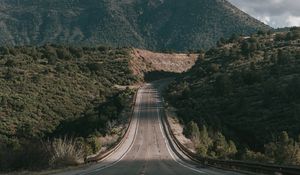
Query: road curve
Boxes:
[{"xmin": 56, "ymin": 81, "xmax": 244, "ymax": 175}]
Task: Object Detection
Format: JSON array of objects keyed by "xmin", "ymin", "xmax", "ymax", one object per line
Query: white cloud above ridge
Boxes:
[{"xmin": 228, "ymin": 0, "xmax": 300, "ymax": 28}]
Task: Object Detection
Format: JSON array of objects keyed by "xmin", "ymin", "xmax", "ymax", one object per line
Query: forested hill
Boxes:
[
  {"xmin": 0, "ymin": 0, "xmax": 269, "ymax": 51},
  {"xmin": 0, "ymin": 45, "xmax": 199, "ymax": 171},
  {"xmin": 166, "ymin": 28, "xmax": 300, "ymax": 165}
]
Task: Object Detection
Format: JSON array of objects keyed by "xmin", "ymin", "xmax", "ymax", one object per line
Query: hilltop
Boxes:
[{"xmin": 0, "ymin": 0, "xmax": 269, "ymax": 51}]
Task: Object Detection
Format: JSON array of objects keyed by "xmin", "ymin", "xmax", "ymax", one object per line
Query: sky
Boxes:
[{"xmin": 228, "ymin": 0, "xmax": 300, "ymax": 28}]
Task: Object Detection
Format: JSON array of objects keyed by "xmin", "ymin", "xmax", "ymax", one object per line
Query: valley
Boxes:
[{"xmin": 0, "ymin": 0, "xmax": 299, "ymax": 174}]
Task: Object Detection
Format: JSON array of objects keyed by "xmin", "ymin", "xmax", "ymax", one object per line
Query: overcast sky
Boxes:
[{"xmin": 228, "ymin": 0, "xmax": 300, "ymax": 28}]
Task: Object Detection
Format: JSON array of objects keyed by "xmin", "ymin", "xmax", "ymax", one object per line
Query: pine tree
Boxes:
[
  {"xmin": 227, "ymin": 140, "xmax": 238, "ymax": 158},
  {"xmin": 186, "ymin": 121, "xmax": 200, "ymax": 144},
  {"xmin": 212, "ymin": 132, "xmax": 228, "ymax": 158},
  {"xmin": 197, "ymin": 125, "xmax": 212, "ymax": 157},
  {"xmin": 214, "ymin": 74, "xmax": 232, "ymax": 96}
]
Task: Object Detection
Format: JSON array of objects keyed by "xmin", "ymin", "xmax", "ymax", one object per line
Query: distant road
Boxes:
[{"xmin": 56, "ymin": 81, "xmax": 244, "ymax": 175}]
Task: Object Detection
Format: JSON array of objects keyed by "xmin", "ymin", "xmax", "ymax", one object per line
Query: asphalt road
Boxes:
[{"xmin": 56, "ymin": 82, "xmax": 244, "ymax": 175}]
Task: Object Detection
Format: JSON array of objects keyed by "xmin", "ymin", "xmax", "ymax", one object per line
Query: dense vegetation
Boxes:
[
  {"xmin": 0, "ymin": 0, "xmax": 269, "ymax": 51},
  {"xmin": 0, "ymin": 45, "xmax": 138, "ymax": 171},
  {"xmin": 166, "ymin": 28, "xmax": 300, "ymax": 165}
]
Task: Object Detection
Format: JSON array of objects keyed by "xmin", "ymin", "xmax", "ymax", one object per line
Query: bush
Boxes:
[
  {"xmin": 185, "ymin": 123, "xmax": 237, "ymax": 159},
  {"xmin": 5, "ymin": 59, "xmax": 16, "ymax": 67},
  {"xmin": 241, "ymin": 70, "xmax": 262, "ymax": 85},
  {"xmin": 211, "ymin": 132, "xmax": 237, "ymax": 159},
  {"xmin": 244, "ymin": 149, "xmax": 270, "ymax": 162},
  {"xmin": 57, "ymin": 48, "xmax": 72, "ymax": 60},
  {"xmin": 86, "ymin": 135, "xmax": 102, "ymax": 154},
  {"xmin": 214, "ymin": 74, "xmax": 232, "ymax": 96},
  {"xmin": 209, "ymin": 63, "xmax": 220, "ymax": 73},
  {"xmin": 185, "ymin": 121, "xmax": 200, "ymax": 142},
  {"xmin": 0, "ymin": 141, "xmax": 50, "ymax": 171},
  {"xmin": 277, "ymin": 49, "xmax": 291, "ymax": 65},
  {"xmin": 264, "ymin": 131, "xmax": 300, "ymax": 165},
  {"xmin": 48, "ymin": 137, "xmax": 85, "ymax": 168},
  {"xmin": 196, "ymin": 125, "xmax": 212, "ymax": 157},
  {"xmin": 0, "ymin": 45, "xmax": 137, "ymax": 172},
  {"xmin": 286, "ymin": 76, "xmax": 300, "ymax": 101}
]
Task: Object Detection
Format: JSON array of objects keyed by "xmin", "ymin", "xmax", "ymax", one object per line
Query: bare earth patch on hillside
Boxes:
[{"xmin": 130, "ymin": 49, "xmax": 198, "ymax": 77}]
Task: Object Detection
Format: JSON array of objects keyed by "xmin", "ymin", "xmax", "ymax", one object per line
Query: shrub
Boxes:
[
  {"xmin": 48, "ymin": 137, "xmax": 85, "ymax": 168},
  {"xmin": 185, "ymin": 121, "xmax": 200, "ymax": 142},
  {"xmin": 57, "ymin": 48, "xmax": 72, "ymax": 60},
  {"xmin": 209, "ymin": 63, "xmax": 220, "ymax": 73},
  {"xmin": 264, "ymin": 131, "xmax": 300, "ymax": 165},
  {"xmin": 214, "ymin": 74, "xmax": 232, "ymax": 96},
  {"xmin": 196, "ymin": 125, "xmax": 212, "ymax": 157},
  {"xmin": 286, "ymin": 76, "xmax": 300, "ymax": 101},
  {"xmin": 0, "ymin": 141, "xmax": 50, "ymax": 171},
  {"xmin": 86, "ymin": 135, "xmax": 102, "ymax": 154},
  {"xmin": 244, "ymin": 149, "xmax": 270, "ymax": 162},
  {"xmin": 5, "ymin": 59, "xmax": 16, "ymax": 67},
  {"xmin": 277, "ymin": 49, "xmax": 291, "ymax": 65},
  {"xmin": 241, "ymin": 70, "xmax": 262, "ymax": 85}
]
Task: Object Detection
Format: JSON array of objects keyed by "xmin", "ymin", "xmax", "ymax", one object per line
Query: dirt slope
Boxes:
[{"xmin": 130, "ymin": 48, "xmax": 198, "ymax": 78}]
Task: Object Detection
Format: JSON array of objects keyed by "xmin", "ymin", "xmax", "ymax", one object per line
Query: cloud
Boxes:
[
  {"xmin": 287, "ymin": 16, "xmax": 300, "ymax": 27},
  {"xmin": 228, "ymin": 0, "xmax": 300, "ymax": 28}
]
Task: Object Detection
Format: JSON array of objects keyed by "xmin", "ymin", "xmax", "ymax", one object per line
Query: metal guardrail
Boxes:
[
  {"xmin": 85, "ymin": 88, "xmax": 139, "ymax": 163},
  {"xmin": 162, "ymin": 110, "xmax": 300, "ymax": 175}
]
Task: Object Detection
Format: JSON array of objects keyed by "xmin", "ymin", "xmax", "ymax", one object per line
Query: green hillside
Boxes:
[
  {"xmin": 165, "ymin": 28, "xmax": 300, "ymax": 165},
  {"xmin": 0, "ymin": 45, "xmax": 138, "ymax": 171},
  {"xmin": 0, "ymin": 0, "xmax": 270, "ymax": 51}
]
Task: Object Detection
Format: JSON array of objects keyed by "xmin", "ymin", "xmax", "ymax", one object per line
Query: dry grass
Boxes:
[
  {"xmin": 48, "ymin": 137, "xmax": 85, "ymax": 168},
  {"xmin": 130, "ymin": 48, "xmax": 198, "ymax": 77}
]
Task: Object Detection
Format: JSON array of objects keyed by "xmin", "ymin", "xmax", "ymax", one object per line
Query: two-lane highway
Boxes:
[{"xmin": 56, "ymin": 82, "xmax": 244, "ymax": 175}]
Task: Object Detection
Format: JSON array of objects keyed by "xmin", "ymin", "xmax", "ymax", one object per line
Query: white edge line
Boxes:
[
  {"xmin": 155, "ymin": 90, "xmax": 206, "ymax": 174},
  {"xmin": 83, "ymin": 89, "xmax": 142, "ymax": 174}
]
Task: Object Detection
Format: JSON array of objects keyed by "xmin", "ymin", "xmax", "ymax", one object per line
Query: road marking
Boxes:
[
  {"xmin": 83, "ymin": 89, "xmax": 142, "ymax": 174},
  {"xmin": 154, "ymin": 89, "xmax": 206, "ymax": 174}
]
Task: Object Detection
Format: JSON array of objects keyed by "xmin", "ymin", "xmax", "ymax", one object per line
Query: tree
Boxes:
[
  {"xmin": 186, "ymin": 121, "xmax": 200, "ymax": 143},
  {"xmin": 5, "ymin": 59, "xmax": 16, "ymax": 67},
  {"xmin": 263, "ymin": 78, "xmax": 277, "ymax": 106},
  {"xmin": 257, "ymin": 30, "xmax": 266, "ymax": 36},
  {"xmin": 229, "ymin": 34, "xmax": 240, "ymax": 43},
  {"xmin": 214, "ymin": 74, "xmax": 232, "ymax": 96},
  {"xmin": 197, "ymin": 53, "xmax": 205, "ymax": 62},
  {"xmin": 0, "ymin": 46, "xmax": 10, "ymax": 55},
  {"xmin": 227, "ymin": 140, "xmax": 238, "ymax": 158},
  {"xmin": 275, "ymin": 33, "xmax": 286, "ymax": 41},
  {"xmin": 241, "ymin": 70, "xmax": 262, "ymax": 85},
  {"xmin": 209, "ymin": 63, "xmax": 220, "ymax": 73},
  {"xmin": 4, "ymin": 69, "xmax": 14, "ymax": 80},
  {"xmin": 296, "ymin": 51, "xmax": 300, "ymax": 60},
  {"xmin": 241, "ymin": 41, "xmax": 250, "ymax": 56},
  {"xmin": 277, "ymin": 49, "xmax": 291, "ymax": 65},
  {"xmin": 217, "ymin": 37, "xmax": 226, "ymax": 47},
  {"xmin": 211, "ymin": 132, "xmax": 228, "ymax": 158},
  {"xmin": 197, "ymin": 125, "xmax": 212, "ymax": 157},
  {"xmin": 57, "ymin": 48, "xmax": 72, "ymax": 60},
  {"xmin": 286, "ymin": 76, "xmax": 300, "ymax": 101},
  {"xmin": 249, "ymin": 42, "xmax": 258, "ymax": 52},
  {"xmin": 244, "ymin": 149, "xmax": 270, "ymax": 162},
  {"xmin": 265, "ymin": 131, "xmax": 300, "ymax": 165}
]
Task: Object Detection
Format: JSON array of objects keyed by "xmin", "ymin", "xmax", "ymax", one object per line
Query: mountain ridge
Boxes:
[{"xmin": 0, "ymin": 0, "xmax": 270, "ymax": 51}]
